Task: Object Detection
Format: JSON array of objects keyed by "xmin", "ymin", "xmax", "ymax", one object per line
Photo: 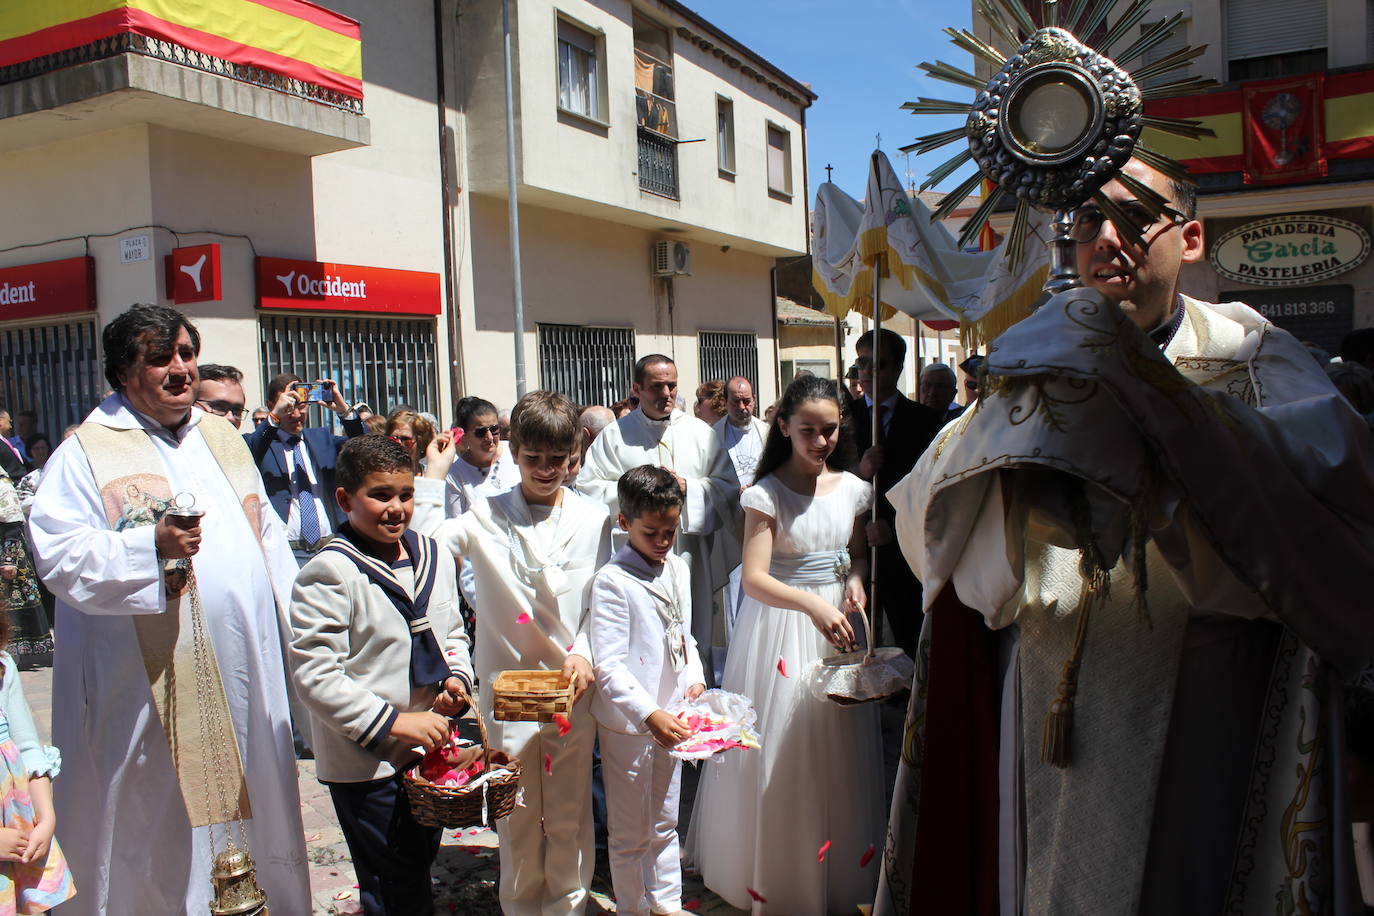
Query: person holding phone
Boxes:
[{"xmin": 245, "ymin": 372, "xmax": 365, "ymax": 566}]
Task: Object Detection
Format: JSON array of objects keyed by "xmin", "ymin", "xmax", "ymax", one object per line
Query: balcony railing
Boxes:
[
  {"xmin": 0, "ymin": 1, "xmax": 363, "ymax": 114},
  {"xmin": 638, "ymin": 127, "xmax": 679, "ymax": 199},
  {"xmin": 0, "ymin": 33, "xmax": 363, "ymax": 114}
]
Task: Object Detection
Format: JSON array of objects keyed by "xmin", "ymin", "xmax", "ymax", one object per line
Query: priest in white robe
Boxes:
[
  {"xmin": 712, "ymin": 376, "xmax": 768, "ymax": 644},
  {"xmin": 579, "ymin": 355, "xmax": 739, "ymax": 682},
  {"xmin": 28, "ymin": 305, "xmax": 309, "ymax": 916},
  {"xmin": 876, "ymin": 161, "xmax": 1374, "ymax": 916}
]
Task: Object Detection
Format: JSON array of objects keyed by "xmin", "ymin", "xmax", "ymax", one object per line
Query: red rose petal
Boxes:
[
  {"xmin": 777, "ymin": 657, "xmax": 788, "ymax": 678},
  {"xmin": 553, "ymin": 712, "xmax": 572, "ymax": 736},
  {"xmin": 859, "ymin": 844, "xmax": 876, "ymax": 868},
  {"xmin": 747, "ymin": 887, "xmax": 768, "ymax": 903},
  {"xmin": 683, "ymin": 901, "xmax": 701, "ymax": 911},
  {"xmin": 516, "ymin": 612, "xmax": 532, "ymax": 624},
  {"xmin": 818, "ymin": 839, "xmax": 832, "ymax": 862},
  {"xmin": 544, "ymin": 753, "xmax": 552, "ymax": 775}
]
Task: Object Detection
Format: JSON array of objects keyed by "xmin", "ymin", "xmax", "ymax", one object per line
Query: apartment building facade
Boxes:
[{"xmin": 0, "ymin": 0, "xmax": 812, "ymax": 441}]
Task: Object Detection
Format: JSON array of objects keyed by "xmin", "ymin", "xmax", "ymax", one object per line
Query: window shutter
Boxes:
[{"xmin": 1226, "ymin": 0, "xmax": 1326, "ymax": 61}]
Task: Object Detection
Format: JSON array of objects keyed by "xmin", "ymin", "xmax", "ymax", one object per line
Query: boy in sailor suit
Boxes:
[
  {"xmin": 414, "ymin": 390, "xmax": 614, "ymax": 916},
  {"xmin": 590, "ymin": 466, "xmax": 706, "ymax": 916},
  {"xmin": 288, "ymin": 436, "xmax": 474, "ymax": 916}
]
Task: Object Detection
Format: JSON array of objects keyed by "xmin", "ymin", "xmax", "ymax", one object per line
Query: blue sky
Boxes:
[{"xmin": 683, "ymin": 0, "xmax": 976, "ymax": 202}]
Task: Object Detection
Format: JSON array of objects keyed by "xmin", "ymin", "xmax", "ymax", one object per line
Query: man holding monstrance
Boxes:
[{"xmin": 875, "ymin": 6, "xmax": 1374, "ymax": 913}]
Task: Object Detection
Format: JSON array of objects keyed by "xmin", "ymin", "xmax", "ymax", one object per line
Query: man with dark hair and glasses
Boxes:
[
  {"xmin": 196, "ymin": 363, "xmax": 247, "ymax": 430},
  {"xmin": 880, "ymin": 158, "xmax": 1374, "ymax": 915}
]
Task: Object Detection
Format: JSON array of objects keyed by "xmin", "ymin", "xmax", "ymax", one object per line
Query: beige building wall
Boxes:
[{"xmin": 463, "ymin": 194, "xmax": 778, "ymax": 408}]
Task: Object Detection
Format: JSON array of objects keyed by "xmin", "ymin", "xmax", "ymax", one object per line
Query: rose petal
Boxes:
[
  {"xmin": 305, "ymin": 832, "xmax": 320, "ymax": 841},
  {"xmin": 859, "ymin": 844, "xmax": 876, "ymax": 868},
  {"xmin": 747, "ymin": 887, "xmax": 768, "ymax": 903},
  {"xmin": 516, "ymin": 612, "xmax": 532, "ymax": 624},
  {"xmin": 334, "ymin": 891, "xmax": 352, "ymax": 900},
  {"xmin": 683, "ymin": 901, "xmax": 701, "ymax": 911},
  {"xmin": 468, "ymin": 828, "xmax": 481, "ymax": 835},
  {"xmin": 818, "ymin": 840, "xmax": 832, "ymax": 862},
  {"xmin": 777, "ymin": 657, "xmax": 788, "ymax": 678},
  {"xmin": 544, "ymin": 753, "xmax": 552, "ymax": 775},
  {"xmin": 553, "ymin": 713, "xmax": 572, "ymax": 736}
]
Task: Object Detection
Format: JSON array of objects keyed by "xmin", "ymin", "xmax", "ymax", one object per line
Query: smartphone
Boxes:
[
  {"xmin": 293, "ymin": 382, "xmax": 314, "ymax": 403},
  {"xmin": 306, "ymin": 381, "xmax": 333, "ymax": 403},
  {"xmin": 450, "ymin": 426, "xmax": 465, "ymax": 445}
]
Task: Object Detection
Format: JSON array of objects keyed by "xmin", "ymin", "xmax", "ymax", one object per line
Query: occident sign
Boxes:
[
  {"xmin": 1209, "ymin": 214, "xmax": 1371, "ymax": 287},
  {"xmin": 256, "ymin": 256, "xmax": 442, "ymax": 315},
  {"xmin": 0, "ymin": 257, "xmax": 96, "ymax": 320}
]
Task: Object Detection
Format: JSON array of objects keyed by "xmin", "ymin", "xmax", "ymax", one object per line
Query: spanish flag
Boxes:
[
  {"xmin": 0, "ymin": 0, "xmax": 363, "ymax": 100},
  {"xmin": 1146, "ymin": 68, "xmax": 1374, "ymax": 186}
]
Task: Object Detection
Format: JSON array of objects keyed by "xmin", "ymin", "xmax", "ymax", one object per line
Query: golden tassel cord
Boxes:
[{"xmin": 1041, "ymin": 501, "xmax": 1112, "ymax": 769}]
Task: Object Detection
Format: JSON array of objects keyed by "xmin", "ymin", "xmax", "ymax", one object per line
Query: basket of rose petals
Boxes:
[
  {"xmin": 404, "ymin": 706, "xmax": 522, "ymax": 828},
  {"xmin": 665, "ymin": 689, "xmax": 761, "ymax": 763}
]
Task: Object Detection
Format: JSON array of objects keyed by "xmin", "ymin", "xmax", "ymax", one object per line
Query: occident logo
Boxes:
[
  {"xmin": 274, "ymin": 270, "xmax": 367, "ymax": 299},
  {"xmin": 0, "ymin": 281, "xmax": 36, "ymax": 306}
]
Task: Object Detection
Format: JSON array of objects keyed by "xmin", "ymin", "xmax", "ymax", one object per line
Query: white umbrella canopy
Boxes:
[{"xmin": 812, "ymin": 150, "xmax": 1051, "ymax": 348}]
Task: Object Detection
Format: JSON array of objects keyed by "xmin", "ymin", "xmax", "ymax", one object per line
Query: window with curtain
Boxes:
[
  {"xmin": 717, "ymin": 97, "xmax": 736, "ymax": 174},
  {"xmin": 767, "ymin": 124, "xmax": 792, "ymax": 196},
  {"xmin": 557, "ymin": 18, "xmax": 600, "ymax": 120}
]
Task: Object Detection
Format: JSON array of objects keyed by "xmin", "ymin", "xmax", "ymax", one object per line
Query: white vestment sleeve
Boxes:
[
  {"xmin": 27, "ymin": 442, "xmax": 166, "ymax": 616},
  {"xmin": 577, "ymin": 428, "xmax": 622, "ymax": 515},
  {"xmin": 678, "ymin": 556, "xmax": 706, "ymax": 689}
]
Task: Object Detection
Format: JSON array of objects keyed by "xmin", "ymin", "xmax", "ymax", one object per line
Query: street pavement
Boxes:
[{"xmin": 22, "ymin": 664, "xmax": 904, "ymax": 915}]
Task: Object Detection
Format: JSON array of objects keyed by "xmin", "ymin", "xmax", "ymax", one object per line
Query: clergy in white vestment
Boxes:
[
  {"xmin": 711, "ymin": 377, "xmax": 768, "ymax": 645},
  {"xmin": 27, "ymin": 305, "xmax": 310, "ymax": 916},
  {"xmin": 579, "ymin": 355, "xmax": 739, "ymax": 683},
  {"xmin": 876, "ymin": 160, "xmax": 1374, "ymax": 916}
]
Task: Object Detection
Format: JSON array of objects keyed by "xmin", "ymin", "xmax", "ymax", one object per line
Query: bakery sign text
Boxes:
[{"xmin": 1210, "ymin": 214, "xmax": 1370, "ymax": 287}]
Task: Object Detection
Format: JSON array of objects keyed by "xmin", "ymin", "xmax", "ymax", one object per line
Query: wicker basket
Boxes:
[
  {"xmin": 491, "ymin": 669, "xmax": 575, "ymax": 722},
  {"xmin": 403, "ymin": 709, "xmax": 523, "ymax": 829}
]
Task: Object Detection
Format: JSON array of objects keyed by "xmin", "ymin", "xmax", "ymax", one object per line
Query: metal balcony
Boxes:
[{"xmin": 638, "ymin": 127, "xmax": 678, "ymax": 199}]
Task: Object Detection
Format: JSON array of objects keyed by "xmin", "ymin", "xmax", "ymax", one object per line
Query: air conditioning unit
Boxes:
[{"xmin": 651, "ymin": 240, "xmax": 691, "ymax": 277}]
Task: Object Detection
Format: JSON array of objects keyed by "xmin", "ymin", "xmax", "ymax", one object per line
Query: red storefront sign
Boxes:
[
  {"xmin": 165, "ymin": 244, "xmax": 222, "ymax": 304},
  {"xmin": 0, "ymin": 256, "xmax": 96, "ymax": 321},
  {"xmin": 255, "ymin": 257, "xmax": 442, "ymax": 315}
]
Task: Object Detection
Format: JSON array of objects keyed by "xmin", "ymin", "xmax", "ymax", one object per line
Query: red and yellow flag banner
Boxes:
[
  {"xmin": 0, "ymin": 0, "xmax": 362, "ymax": 99},
  {"xmin": 1146, "ymin": 68, "xmax": 1374, "ymax": 186}
]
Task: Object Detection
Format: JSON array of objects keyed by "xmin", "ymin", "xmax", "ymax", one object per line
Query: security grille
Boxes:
[
  {"xmin": 259, "ymin": 315, "xmax": 438, "ymax": 420},
  {"xmin": 698, "ymin": 331, "xmax": 758, "ymax": 389},
  {"xmin": 0, "ymin": 318, "xmax": 103, "ymax": 444},
  {"xmin": 638, "ymin": 128, "xmax": 679, "ymax": 199},
  {"xmin": 537, "ymin": 324, "xmax": 634, "ymax": 407}
]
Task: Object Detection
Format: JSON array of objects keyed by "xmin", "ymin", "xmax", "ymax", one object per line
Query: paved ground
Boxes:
[{"xmin": 21, "ymin": 664, "xmax": 905, "ymax": 915}]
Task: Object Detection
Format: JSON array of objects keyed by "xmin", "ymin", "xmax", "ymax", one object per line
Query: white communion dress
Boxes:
[{"xmin": 688, "ymin": 470, "xmax": 885, "ymax": 914}]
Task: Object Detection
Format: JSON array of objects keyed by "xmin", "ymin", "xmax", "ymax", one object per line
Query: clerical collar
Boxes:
[
  {"xmin": 1149, "ymin": 296, "xmax": 1186, "ymax": 350},
  {"xmin": 639, "ymin": 408, "xmax": 674, "ymax": 426}
]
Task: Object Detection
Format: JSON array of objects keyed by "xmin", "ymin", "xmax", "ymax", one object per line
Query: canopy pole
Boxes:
[{"xmin": 869, "ymin": 252, "xmax": 882, "ymax": 649}]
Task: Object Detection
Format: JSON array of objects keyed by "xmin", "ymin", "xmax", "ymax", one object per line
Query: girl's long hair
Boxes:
[{"xmin": 752, "ymin": 375, "xmax": 855, "ymax": 484}]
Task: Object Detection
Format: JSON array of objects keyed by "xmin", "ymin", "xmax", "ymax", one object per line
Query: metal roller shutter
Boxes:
[{"xmin": 1226, "ymin": 0, "xmax": 1326, "ymax": 61}]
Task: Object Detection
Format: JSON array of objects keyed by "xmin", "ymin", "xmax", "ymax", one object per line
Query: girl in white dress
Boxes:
[{"xmin": 689, "ymin": 376, "xmax": 884, "ymax": 914}]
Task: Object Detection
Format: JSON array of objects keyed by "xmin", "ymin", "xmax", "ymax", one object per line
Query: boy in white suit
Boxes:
[
  {"xmin": 590, "ymin": 465, "xmax": 706, "ymax": 916},
  {"xmin": 289, "ymin": 435, "xmax": 474, "ymax": 916},
  {"xmin": 414, "ymin": 390, "xmax": 613, "ymax": 916}
]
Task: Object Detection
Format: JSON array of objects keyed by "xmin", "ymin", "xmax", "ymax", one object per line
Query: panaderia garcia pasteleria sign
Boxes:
[{"xmin": 1209, "ymin": 214, "xmax": 1370, "ymax": 287}]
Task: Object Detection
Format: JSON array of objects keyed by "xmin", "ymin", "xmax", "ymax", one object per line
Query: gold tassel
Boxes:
[{"xmin": 1041, "ymin": 501, "xmax": 1110, "ymax": 768}]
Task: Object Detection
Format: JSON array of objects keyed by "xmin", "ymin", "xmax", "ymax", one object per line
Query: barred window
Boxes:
[
  {"xmin": 698, "ymin": 331, "xmax": 758, "ymax": 390},
  {"xmin": 537, "ymin": 324, "xmax": 634, "ymax": 407},
  {"xmin": 259, "ymin": 315, "xmax": 438, "ymax": 420},
  {"xmin": 0, "ymin": 318, "xmax": 102, "ymax": 443}
]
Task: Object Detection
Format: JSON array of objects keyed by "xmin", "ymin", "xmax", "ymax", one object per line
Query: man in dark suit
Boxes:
[
  {"xmin": 851, "ymin": 328, "xmax": 945, "ymax": 657},
  {"xmin": 245, "ymin": 372, "xmax": 364, "ymax": 566}
]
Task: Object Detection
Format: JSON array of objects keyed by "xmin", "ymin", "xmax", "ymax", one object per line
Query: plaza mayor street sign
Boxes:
[{"xmin": 1210, "ymin": 214, "xmax": 1370, "ymax": 287}]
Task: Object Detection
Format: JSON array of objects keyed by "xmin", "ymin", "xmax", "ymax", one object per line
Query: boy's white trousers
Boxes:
[
  {"xmin": 487, "ymin": 699, "xmax": 596, "ymax": 915},
  {"xmin": 598, "ymin": 725, "xmax": 684, "ymax": 916}
]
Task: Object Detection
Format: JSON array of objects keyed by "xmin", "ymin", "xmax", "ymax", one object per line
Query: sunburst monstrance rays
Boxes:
[{"xmin": 903, "ymin": 0, "xmax": 1218, "ymax": 264}]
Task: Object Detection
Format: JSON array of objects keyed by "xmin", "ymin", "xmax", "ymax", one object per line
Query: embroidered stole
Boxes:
[
  {"xmin": 75, "ymin": 415, "xmax": 263, "ymax": 827},
  {"xmin": 322, "ymin": 527, "xmax": 450, "ymax": 686}
]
